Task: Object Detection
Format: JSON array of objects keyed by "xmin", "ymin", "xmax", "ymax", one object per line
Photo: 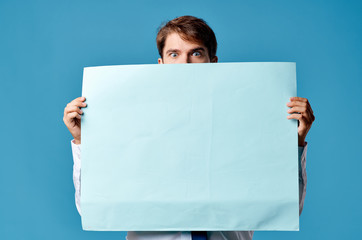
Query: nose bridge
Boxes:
[
  {"xmin": 179, "ymin": 53, "xmax": 189, "ymax": 63},
  {"xmin": 186, "ymin": 55, "xmax": 191, "ymax": 63}
]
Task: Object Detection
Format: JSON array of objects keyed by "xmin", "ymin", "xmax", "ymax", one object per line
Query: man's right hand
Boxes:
[{"xmin": 63, "ymin": 97, "xmax": 87, "ymax": 145}]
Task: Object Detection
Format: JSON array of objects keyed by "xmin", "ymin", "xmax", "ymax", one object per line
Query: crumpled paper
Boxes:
[{"xmin": 80, "ymin": 62, "xmax": 299, "ymax": 231}]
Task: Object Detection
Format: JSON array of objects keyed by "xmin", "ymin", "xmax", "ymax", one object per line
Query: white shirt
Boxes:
[{"xmin": 71, "ymin": 140, "xmax": 308, "ymax": 240}]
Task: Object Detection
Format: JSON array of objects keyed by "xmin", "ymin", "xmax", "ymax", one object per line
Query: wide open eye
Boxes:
[
  {"xmin": 192, "ymin": 51, "xmax": 201, "ymax": 57},
  {"xmin": 170, "ymin": 53, "xmax": 178, "ymax": 58}
]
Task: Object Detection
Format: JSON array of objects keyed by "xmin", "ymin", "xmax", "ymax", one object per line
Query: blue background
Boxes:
[{"xmin": 1, "ymin": 0, "xmax": 361, "ymax": 239}]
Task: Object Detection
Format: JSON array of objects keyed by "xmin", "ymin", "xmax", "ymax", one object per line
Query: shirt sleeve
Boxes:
[
  {"xmin": 71, "ymin": 139, "xmax": 82, "ymax": 216},
  {"xmin": 298, "ymin": 142, "xmax": 308, "ymax": 216}
]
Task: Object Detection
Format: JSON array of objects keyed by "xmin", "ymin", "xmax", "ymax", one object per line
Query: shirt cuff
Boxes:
[
  {"xmin": 71, "ymin": 139, "xmax": 81, "ymax": 171},
  {"xmin": 298, "ymin": 142, "xmax": 307, "ymax": 172}
]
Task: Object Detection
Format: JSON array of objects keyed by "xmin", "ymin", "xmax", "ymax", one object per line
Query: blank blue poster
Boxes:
[{"xmin": 80, "ymin": 62, "xmax": 298, "ymax": 231}]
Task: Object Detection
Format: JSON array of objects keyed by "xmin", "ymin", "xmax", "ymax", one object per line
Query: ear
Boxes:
[
  {"xmin": 211, "ymin": 56, "xmax": 218, "ymax": 63},
  {"xmin": 158, "ymin": 58, "xmax": 163, "ymax": 64}
]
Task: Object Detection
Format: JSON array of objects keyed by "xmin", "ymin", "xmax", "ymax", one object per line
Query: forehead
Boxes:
[{"xmin": 163, "ymin": 32, "xmax": 205, "ymax": 51}]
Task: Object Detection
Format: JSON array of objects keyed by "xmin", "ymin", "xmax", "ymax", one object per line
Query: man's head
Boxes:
[{"xmin": 156, "ymin": 15, "xmax": 218, "ymax": 64}]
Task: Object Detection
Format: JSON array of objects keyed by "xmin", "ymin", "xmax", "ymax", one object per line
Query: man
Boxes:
[{"xmin": 63, "ymin": 15, "xmax": 315, "ymax": 240}]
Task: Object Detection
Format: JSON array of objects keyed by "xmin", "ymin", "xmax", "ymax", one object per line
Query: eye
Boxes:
[
  {"xmin": 170, "ymin": 53, "xmax": 178, "ymax": 58},
  {"xmin": 192, "ymin": 51, "xmax": 201, "ymax": 57}
]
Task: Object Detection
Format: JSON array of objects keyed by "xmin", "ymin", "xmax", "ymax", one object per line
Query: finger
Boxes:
[
  {"xmin": 289, "ymin": 97, "xmax": 312, "ymax": 110},
  {"xmin": 67, "ymin": 111, "xmax": 82, "ymax": 120},
  {"xmin": 64, "ymin": 105, "xmax": 83, "ymax": 115},
  {"xmin": 287, "ymin": 113, "xmax": 303, "ymax": 120},
  {"xmin": 68, "ymin": 100, "xmax": 87, "ymax": 108},
  {"xmin": 288, "ymin": 111, "xmax": 314, "ymax": 128},
  {"xmin": 290, "ymin": 97, "xmax": 307, "ymax": 102},
  {"xmin": 287, "ymin": 106, "xmax": 306, "ymax": 114},
  {"xmin": 287, "ymin": 101, "xmax": 308, "ymax": 108},
  {"xmin": 69, "ymin": 96, "xmax": 87, "ymax": 106},
  {"xmin": 72, "ymin": 96, "xmax": 86, "ymax": 102},
  {"xmin": 65, "ymin": 109, "xmax": 82, "ymax": 120}
]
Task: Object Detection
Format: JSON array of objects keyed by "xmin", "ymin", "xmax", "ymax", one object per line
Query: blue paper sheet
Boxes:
[{"xmin": 80, "ymin": 62, "xmax": 299, "ymax": 231}]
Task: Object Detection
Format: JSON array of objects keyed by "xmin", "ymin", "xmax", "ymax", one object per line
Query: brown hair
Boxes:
[{"xmin": 156, "ymin": 15, "xmax": 217, "ymax": 60}]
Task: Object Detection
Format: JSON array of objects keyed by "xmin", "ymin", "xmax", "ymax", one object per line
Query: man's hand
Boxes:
[
  {"xmin": 63, "ymin": 97, "xmax": 87, "ymax": 145},
  {"xmin": 286, "ymin": 97, "xmax": 315, "ymax": 146}
]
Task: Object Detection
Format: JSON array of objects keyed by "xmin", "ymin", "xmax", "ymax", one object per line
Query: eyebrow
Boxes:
[
  {"xmin": 165, "ymin": 47, "xmax": 206, "ymax": 55},
  {"xmin": 165, "ymin": 49, "xmax": 181, "ymax": 54},
  {"xmin": 189, "ymin": 47, "xmax": 206, "ymax": 53}
]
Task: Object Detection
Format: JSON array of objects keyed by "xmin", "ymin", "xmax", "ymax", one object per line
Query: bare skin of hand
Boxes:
[
  {"xmin": 286, "ymin": 97, "xmax": 315, "ymax": 146},
  {"xmin": 63, "ymin": 97, "xmax": 87, "ymax": 145}
]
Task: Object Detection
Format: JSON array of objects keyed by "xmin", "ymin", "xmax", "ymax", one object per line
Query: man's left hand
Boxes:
[{"xmin": 286, "ymin": 97, "xmax": 315, "ymax": 146}]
